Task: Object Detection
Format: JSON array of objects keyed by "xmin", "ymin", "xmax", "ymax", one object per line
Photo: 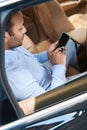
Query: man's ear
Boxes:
[{"xmin": 5, "ymin": 32, "xmax": 10, "ymax": 43}]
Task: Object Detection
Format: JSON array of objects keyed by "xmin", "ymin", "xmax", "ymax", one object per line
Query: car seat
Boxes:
[
  {"xmin": 69, "ymin": 13, "xmax": 87, "ymax": 28},
  {"xmin": 22, "ymin": 0, "xmax": 87, "ymax": 51},
  {"xmin": 22, "ymin": 0, "xmax": 87, "ymax": 72}
]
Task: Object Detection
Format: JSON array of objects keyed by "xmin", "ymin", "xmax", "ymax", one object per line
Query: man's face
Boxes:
[{"xmin": 5, "ymin": 12, "xmax": 26, "ymax": 50}]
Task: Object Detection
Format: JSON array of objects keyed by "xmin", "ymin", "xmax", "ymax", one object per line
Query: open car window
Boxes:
[{"xmin": 0, "ymin": 0, "xmax": 87, "ymax": 129}]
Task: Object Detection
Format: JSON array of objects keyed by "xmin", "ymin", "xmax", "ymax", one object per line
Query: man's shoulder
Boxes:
[
  {"xmin": 17, "ymin": 46, "xmax": 33, "ymax": 56},
  {"xmin": 17, "ymin": 46, "xmax": 28, "ymax": 53},
  {"xmin": 16, "ymin": 46, "xmax": 25, "ymax": 51}
]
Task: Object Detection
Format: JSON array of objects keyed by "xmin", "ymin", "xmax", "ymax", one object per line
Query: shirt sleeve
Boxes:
[
  {"xmin": 34, "ymin": 51, "xmax": 49, "ymax": 63},
  {"xmin": 7, "ymin": 68, "xmax": 46, "ymax": 101},
  {"xmin": 49, "ymin": 64, "xmax": 66, "ymax": 90}
]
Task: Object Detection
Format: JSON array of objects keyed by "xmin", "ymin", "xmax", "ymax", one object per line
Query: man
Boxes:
[{"xmin": 5, "ymin": 11, "xmax": 78, "ymax": 102}]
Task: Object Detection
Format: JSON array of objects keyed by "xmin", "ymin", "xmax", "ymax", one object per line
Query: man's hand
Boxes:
[
  {"xmin": 48, "ymin": 42, "xmax": 66, "ymax": 66},
  {"xmin": 48, "ymin": 41, "xmax": 58, "ymax": 56}
]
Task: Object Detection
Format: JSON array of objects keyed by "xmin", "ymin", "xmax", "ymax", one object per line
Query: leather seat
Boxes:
[
  {"xmin": 22, "ymin": 0, "xmax": 87, "ymax": 72},
  {"xmin": 22, "ymin": 0, "xmax": 74, "ymax": 44},
  {"xmin": 22, "ymin": 0, "xmax": 87, "ymax": 51},
  {"xmin": 69, "ymin": 13, "xmax": 87, "ymax": 28}
]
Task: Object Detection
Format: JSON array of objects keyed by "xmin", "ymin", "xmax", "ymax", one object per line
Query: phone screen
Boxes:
[{"xmin": 55, "ymin": 33, "xmax": 69, "ymax": 50}]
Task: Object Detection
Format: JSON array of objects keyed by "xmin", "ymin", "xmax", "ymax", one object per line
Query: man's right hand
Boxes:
[{"xmin": 49, "ymin": 47, "xmax": 66, "ymax": 66}]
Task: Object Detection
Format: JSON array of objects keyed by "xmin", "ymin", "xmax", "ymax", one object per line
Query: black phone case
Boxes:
[{"xmin": 55, "ymin": 33, "xmax": 69, "ymax": 50}]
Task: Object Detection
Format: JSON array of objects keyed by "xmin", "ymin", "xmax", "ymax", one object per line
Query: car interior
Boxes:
[
  {"xmin": 1, "ymin": 0, "xmax": 87, "ymax": 129},
  {"xmin": 22, "ymin": 0, "xmax": 87, "ymax": 72}
]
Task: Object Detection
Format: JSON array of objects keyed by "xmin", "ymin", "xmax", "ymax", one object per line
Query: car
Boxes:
[{"xmin": 0, "ymin": 0, "xmax": 87, "ymax": 129}]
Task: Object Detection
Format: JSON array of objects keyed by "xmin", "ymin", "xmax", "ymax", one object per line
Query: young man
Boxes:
[{"xmin": 5, "ymin": 11, "xmax": 78, "ymax": 101}]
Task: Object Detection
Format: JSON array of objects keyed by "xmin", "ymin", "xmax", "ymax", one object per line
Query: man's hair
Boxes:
[
  {"xmin": 6, "ymin": 11, "xmax": 22, "ymax": 35},
  {"xmin": 6, "ymin": 14, "xmax": 14, "ymax": 35}
]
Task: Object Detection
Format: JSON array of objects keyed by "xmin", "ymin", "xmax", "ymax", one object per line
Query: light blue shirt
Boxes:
[{"xmin": 5, "ymin": 46, "xmax": 66, "ymax": 101}]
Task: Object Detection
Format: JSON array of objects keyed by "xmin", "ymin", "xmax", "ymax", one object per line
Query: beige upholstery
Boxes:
[
  {"xmin": 36, "ymin": 40, "xmax": 51, "ymax": 52},
  {"xmin": 69, "ymin": 13, "xmax": 87, "ymax": 28},
  {"xmin": 23, "ymin": 34, "xmax": 51, "ymax": 53},
  {"xmin": 68, "ymin": 27, "xmax": 87, "ymax": 44},
  {"xmin": 66, "ymin": 66, "xmax": 80, "ymax": 76},
  {"xmin": 34, "ymin": 0, "xmax": 74, "ymax": 42},
  {"xmin": 22, "ymin": 0, "xmax": 87, "ymax": 72},
  {"xmin": 22, "ymin": 8, "xmax": 48, "ymax": 44},
  {"xmin": 22, "ymin": 0, "xmax": 87, "ymax": 51},
  {"xmin": 18, "ymin": 97, "xmax": 35, "ymax": 115},
  {"xmin": 22, "ymin": 0, "xmax": 74, "ymax": 46},
  {"xmin": 22, "ymin": 34, "xmax": 38, "ymax": 53}
]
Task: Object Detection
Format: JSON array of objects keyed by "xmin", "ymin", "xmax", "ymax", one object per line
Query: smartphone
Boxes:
[
  {"xmin": 54, "ymin": 32, "xmax": 69, "ymax": 50},
  {"xmin": 55, "ymin": 32, "xmax": 83, "ymax": 55}
]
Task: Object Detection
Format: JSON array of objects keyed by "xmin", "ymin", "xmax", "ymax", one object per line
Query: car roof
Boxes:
[
  {"xmin": 0, "ymin": 0, "xmax": 21, "ymax": 7},
  {"xmin": 0, "ymin": 0, "xmax": 49, "ymax": 9}
]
